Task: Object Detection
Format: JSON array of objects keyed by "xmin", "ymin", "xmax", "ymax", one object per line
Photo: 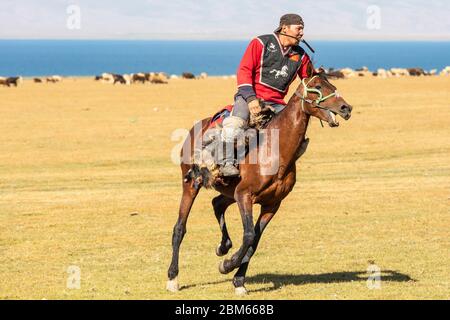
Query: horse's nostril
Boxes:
[{"xmin": 340, "ymin": 105, "xmax": 353, "ymax": 113}]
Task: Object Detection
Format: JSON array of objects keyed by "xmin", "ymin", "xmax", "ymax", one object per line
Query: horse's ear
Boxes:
[
  {"xmin": 316, "ymin": 66, "xmax": 326, "ymax": 75},
  {"xmin": 306, "ymin": 63, "xmax": 326, "ymax": 78},
  {"xmin": 304, "ymin": 62, "xmax": 315, "ymax": 78}
]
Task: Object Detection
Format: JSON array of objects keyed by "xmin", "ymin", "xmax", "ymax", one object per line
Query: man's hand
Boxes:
[{"xmin": 248, "ymin": 99, "xmax": 261, "ymax": 115}]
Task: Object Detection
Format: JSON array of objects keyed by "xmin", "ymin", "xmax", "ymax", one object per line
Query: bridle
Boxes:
[{"xmin": 294, "ymin": 75, "xmax": 338, "ymax": 113}]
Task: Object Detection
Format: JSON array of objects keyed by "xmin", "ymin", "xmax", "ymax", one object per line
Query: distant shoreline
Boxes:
[
  {"xmin": 1, "ymin": 41, "xmax": 449, "ymax": 77},
  {"xmin": 3, "ymin": 66, "xmax": 449, "ymax": 80}
]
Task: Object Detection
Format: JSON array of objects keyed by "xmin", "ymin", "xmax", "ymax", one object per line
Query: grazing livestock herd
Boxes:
[
  {"xmin": 1, "ymin": 66, "xmax": 449, "ymax": 88},
  {"xmin": 92, "ymin": 71, "xmax": 212, "ymax": 85},
  {"xmin": 31, "ymin": 76, "xmax": 63, "ymax": 83},
  {"xmin": 45, "ymin": 75, "xmax": 63, "ymax": 83},
  {"xmin": 324, "ymin": 66, "xmax": 450, "ymax": 79},
  {"xmin": 94, "ymin": 72, "xmax": 169, "ymax": 85},
  {"xmin": 0, "ymin": 71, "xmax": 206, "ymax": 88}
]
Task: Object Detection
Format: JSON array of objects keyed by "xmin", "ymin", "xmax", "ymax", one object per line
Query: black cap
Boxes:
[{"xmin": 274, "ymin": 13, "xmax": 304, "ymax": 33}]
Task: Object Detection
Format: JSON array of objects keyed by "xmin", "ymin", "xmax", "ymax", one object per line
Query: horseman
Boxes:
[{"xmin": 219, "ymin": 13, "xmax": 315, "ymax": 176}]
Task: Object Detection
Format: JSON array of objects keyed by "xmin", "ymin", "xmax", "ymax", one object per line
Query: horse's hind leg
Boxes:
[
  {"xmin": 167, "ymin": 184, "xmax": 199, "ymax": 292},
  {"xmin": 212, "ymin": 195, "xmax": 235, "ymax": 256},
  {"xmin": 232, "ymin": 202, "xmax": 280, "ymax": 295}
]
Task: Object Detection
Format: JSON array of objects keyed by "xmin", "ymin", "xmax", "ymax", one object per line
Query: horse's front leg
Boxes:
[
  {"xmin": 232, "ymin": 202, "xmax": 280, "ymax": 295},
  {"xmin": 167, "ymin": 183, "xmax": 199, "ymax": 292},
  {"xmin": 219, "ymin": 191, "xmax": 255, "ymax": 275}
]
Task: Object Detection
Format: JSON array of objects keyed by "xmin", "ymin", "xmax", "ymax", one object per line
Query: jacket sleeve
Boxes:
[
  {"xmin": 297, "ymin": 53, "xmax": 313, "ymax": 79},
  {"xmin": 236, "ymin": 38, "xmax": 263, "ymax": 102}
]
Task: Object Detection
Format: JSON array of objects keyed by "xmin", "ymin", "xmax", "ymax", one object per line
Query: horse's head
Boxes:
[{"xmin": 296, "ymin": 67, "xmax": 352, "ymax": 127}]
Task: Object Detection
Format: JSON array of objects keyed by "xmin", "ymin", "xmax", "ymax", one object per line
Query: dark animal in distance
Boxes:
[
  {"xmin": 182, "ymin": 72, "xmax": 196, "ymax": 79},
  {"xmin": 0, "ymin": 77, "xmax": 22, "ymax": 87},
  {"xmin": 112, "ymin": 74, "xmax": 127, "ymax": 85},
  {"xmin": 407, "ymin": 68, "xmax": 427, "ymax": 76}
]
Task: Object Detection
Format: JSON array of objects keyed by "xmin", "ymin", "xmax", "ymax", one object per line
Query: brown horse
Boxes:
[{"xmin": 167, "ymin": 68, "xmax": 353, "ymax": 295}]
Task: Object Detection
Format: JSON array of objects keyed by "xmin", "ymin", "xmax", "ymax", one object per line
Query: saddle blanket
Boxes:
[{"xmin": 208, "ymin": 105, "xmax": 233, "ymax": 129}]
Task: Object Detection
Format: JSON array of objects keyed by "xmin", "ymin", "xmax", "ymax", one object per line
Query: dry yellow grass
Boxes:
[{"xmin": 0, "ymin": 76, "xmax": 449, "ymax": 300}]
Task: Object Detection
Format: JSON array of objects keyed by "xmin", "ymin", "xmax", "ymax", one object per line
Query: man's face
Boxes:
[{"xmin": 282, "ymin": 24, "xmax": 304, "ymax": 46}]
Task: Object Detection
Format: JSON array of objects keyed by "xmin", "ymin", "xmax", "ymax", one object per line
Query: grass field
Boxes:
[{"xmin": 0, "ymin": 76, "xmax": 449, "ymax": 299}]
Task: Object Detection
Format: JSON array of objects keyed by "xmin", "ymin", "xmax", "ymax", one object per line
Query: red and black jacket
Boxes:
[{"xmin": 236, "ymin": 33, "xmax": 312, "ymax": 105}]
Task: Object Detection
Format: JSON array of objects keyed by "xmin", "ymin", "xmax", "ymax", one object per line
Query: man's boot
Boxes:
[
  {"xmin": 219, "ymin": 116, "xmax": 246, "ymax": 177},
  {"xmin": 220, "ymin": 158, "xmax": 240, "ymax": 177}
]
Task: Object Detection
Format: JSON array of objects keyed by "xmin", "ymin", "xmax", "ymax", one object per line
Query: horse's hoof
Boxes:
[
  {"xmin": 219, "ymin": 260, "xmax": 230, "ymax": 274},
  {"xmin": 216, "ymin": 243, "xmax": 232, "ymax": 257},
  {"xmin": 216, "ymin": 244, "xmax": 226, "ymax": 257},
  {"xmin": 166, "ymin": 277, "xmax": 179, "ymax": 293},
  {"xmin": 235, "ymin": 287, "xmax": 248, "ymax": 296},
  {"xmin": 216, "ymin": 240, "xmax": 233, "ymax": 257}
]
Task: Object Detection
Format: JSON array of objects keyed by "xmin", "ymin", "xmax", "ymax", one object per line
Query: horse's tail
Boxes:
[{"xmin": 183, "ymin": 164, "xmax": 215, "ymax": 189}]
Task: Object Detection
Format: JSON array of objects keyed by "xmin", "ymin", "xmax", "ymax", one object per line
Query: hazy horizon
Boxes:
[{"xmin": 0, "ymin": 0, "xmax": 449, "ymax": 41}]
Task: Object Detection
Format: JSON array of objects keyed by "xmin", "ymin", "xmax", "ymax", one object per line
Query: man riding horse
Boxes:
[
  {"xmin": 220, "ymin": 13, "xmax": 313, "ymax": 177},
  {"xmin": 167, "ymin": 14, "xmax": 353, "ymax": 295}
]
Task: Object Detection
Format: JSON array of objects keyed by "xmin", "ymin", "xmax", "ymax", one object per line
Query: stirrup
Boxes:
[{"xmin": 220, "ymin": 163, "xmax": 240, "ymax": 177}]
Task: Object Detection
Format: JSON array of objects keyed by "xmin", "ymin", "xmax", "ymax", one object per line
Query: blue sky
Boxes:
[{"xmin": 1, "ymin": 0, "xmax": 449, "ymax": 40}]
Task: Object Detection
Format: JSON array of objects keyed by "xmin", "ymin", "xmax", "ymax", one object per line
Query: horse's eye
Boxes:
[{"xmin": 315, "ymin": 86, "xmax": 321, "ymax": 90}]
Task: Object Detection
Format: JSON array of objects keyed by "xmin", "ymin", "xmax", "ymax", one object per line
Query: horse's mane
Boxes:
[{"xmin": 264, "ymin": 87, "xmax": 305, "ymax": 130}]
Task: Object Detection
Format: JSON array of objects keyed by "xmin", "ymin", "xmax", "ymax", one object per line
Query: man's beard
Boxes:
[{"xmin": 292, "ymin": 37, "xmax": 301, "ymax": 45}]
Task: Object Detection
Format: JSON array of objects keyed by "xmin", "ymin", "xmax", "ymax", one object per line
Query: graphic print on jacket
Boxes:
[{"xmin": 258, "ymin": 34, "xmax": 304, "ymax": 93}]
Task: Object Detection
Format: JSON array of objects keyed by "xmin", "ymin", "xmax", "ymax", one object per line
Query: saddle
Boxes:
[
  {"xmin": 188, "ymin": 102, "xmax": 278, "ymax": 188},
  {"xmin": 188, "ymin": 102, "xmax": 309, "ymax": 189}
]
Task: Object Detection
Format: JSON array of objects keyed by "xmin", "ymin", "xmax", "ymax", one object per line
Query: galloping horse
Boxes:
[{"xmin": 167, "ymin": 68, "xmax": 353, "ymax": 295}]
